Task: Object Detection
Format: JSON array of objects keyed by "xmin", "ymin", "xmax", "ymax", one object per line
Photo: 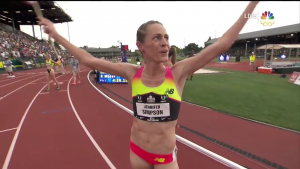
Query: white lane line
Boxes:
[
  {"xmin": 0, "ymin": 74, "xmax": 43, "ymax": 88},
  {"xmin": 86, "ymin": 71, "xmax": 246, "ymax": 169},
  {"xmin": 0, "ymin": 74, "xmax": 28, "ymax": 81},
  {"xmin": 0, "ymin": 74, "xmax": 32, "ymax": 83},
  {"xmin": 0, "ymin": 128, "xmax": 17, "ymax": 133},
  {"xmin": 2, "ymin": 75, "xmax": 62, "ymax": 169},
  {"xmin": 59, "ymin": 90, "xmax": 67, "ymax": 92},
  {"xmin": 67, "ymin": 76, "xmax": 116, "ymax": 169},
  {"xmin": 0, "ymin": 76, "xmax": 45, "ymax": 101},
  {"xmin": 39, "ymin": 92, "xmax": 49, "ymax": 95}
]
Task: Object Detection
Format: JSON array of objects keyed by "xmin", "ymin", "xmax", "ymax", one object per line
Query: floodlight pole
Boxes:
[
  {"xmin": 270, "ymin": 44, "xmax": 274, "ymax": 67},
  {"xmin": 296, "ymin": 48, "xmax": 299, "ymax": 64},
  {"xmin": 40, "ymin": 25, "xmax": 43, "ymax": 40},
  {"xmin": 288, "ymin": 48, "xmax": 291, "ymax": 61},
  {"xmin": 244, "ymin": 42, "xmax": 248, "ymax": 58},
  {"xmin": 117, "ymin": 41, "xmax": 122, "ymax": 59},
  {"xmin": 11, "ymin": 14, "xmax": 15, "ymax": 33},
  {"xmin": 215, "ymin": 30, "xmax": 216, "ymax": 39},
  {"xmin": 67, "ymin": 22, "xmax": 70, "ymax": 42},
  {"xmin": 263, "ymin": 44, "xmax": 267, "ymax": 67},
  {"xmin": 117, "ymin": 40, "xmax": 122, "ymax": 52},
  {"xmin": 32, "ymin": 24, "xmax": 35, "ymax": 38},
  {"xmin": 117, "ymin": 41, "xmax": 122, "ymax": 48}
]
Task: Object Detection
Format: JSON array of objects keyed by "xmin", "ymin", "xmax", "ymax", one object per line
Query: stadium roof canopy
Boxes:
[
  {"xmin": 257, "ymin": 44, "xmax": 300, "ymax": 50},
  {"xmin": 0, "ymin": 1, "xmax": 72, "ymax": 26},
  {"xmin": 207, "ymin": 23, "xmax": 300, "ymax": 44},
  {"xmin": 85, "ymin": 48, "xmax": 121, "ymax": 53}
]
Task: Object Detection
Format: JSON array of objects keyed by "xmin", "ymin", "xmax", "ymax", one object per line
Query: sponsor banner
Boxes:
[{"xmin": 289, "ymin": 71, "xmax": 300, "ymax": 85}]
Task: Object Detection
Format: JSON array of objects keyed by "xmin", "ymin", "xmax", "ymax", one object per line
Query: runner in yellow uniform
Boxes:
[{"xmin": 45, "ymin": 54, "xmax": 60, "ymax": 91}]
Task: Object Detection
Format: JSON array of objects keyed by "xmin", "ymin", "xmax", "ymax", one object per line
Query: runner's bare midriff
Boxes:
[{"xmin": 130, "ymin": 118, "xmax": 177, "ymax": 154}]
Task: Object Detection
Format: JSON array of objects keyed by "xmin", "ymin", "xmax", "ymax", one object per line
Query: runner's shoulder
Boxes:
[{"xmin": 116, "ymin": 63, "xmax": 140, "ymax": 80}]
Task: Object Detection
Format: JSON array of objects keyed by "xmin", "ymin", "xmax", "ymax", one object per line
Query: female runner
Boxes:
[
  {"xmin": 45, "ymin": 54, "xmax": 60, "ymax": 91},
  {"xmin": 58, "ymin": 55, "xmax": 68, "ymax": 74},
  {"xmin": 55, "ymin": 56, "xmax": 63, "ymax": 75},
  {"xmin": 38, "ymin": 2, "xmax": 258, "ymax": 168}
]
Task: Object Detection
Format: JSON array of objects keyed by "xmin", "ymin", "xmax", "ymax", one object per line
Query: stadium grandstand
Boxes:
[
  {"xmin": 0, "ymin": 1, "xmax": 72, "ymax": 71},
  {"xmin": 83, "ymin": 47, "xmax": 133, "ymax": 59},
  {"xmin": 207, "ymin": 23, "xmax": 300, "ymax": 58},
  {"xmin": 0, "ymin": 1, "xmax": 72, "ymax": 34}
]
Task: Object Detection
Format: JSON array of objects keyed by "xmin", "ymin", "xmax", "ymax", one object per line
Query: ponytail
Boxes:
[{"xmin": 169, "ymin": 47, "xmax": 177, "ymax": 65}]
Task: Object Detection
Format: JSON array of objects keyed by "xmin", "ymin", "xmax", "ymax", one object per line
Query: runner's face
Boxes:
[{"xmin": 141, "ymin": 24, "xmax": 170, "ymax": 63}]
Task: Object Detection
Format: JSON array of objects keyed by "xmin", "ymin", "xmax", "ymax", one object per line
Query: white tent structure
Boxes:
[{"xmin": 257, "ymin": 44, "xmax": 300, "ymax": 68}]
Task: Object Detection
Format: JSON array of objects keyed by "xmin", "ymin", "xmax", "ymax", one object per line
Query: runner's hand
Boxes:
[{"xmin": 38, "ymin": 17, "xmax": 58, "ymax": 38}]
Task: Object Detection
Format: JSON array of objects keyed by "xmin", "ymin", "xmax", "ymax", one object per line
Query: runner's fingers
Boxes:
[
  {"xmin": 38, "ymin": 17, "xmax": 52, "ymax": 27},
  {"xmin": 38, "ymin": 17, "xmax": 46, "ymax": 25}
]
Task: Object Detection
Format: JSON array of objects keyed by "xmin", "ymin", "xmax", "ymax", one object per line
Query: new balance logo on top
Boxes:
[{"xmin": 165, "ymin": 88, "xmax": 174, "ymax": 94}]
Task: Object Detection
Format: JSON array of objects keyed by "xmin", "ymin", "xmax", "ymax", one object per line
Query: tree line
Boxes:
[
  {"xmin": 171, "ymin": 36, "xmax": 212, "ymax": 56},
  {"xmin": 77, "ymin": 36, "xmax": 213, "ymax": 57},
  {"xmin": 132, "ymin": 36, "xmax": 212, "ymax": 57}
]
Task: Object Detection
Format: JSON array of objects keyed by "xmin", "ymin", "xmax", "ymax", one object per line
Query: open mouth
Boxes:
[{"xmin": 161, "ymin": 50, "xmax": 168, "ymax": 53}]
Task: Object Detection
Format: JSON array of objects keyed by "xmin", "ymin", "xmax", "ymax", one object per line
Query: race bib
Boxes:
[{"xmin": 136, "ymin": 103, "xmax": 170, "ymax": 118}]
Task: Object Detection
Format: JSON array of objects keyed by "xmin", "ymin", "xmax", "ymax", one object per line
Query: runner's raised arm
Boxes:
[
  {"xmin": 38, "ymin": 17, "xmax": 137, "ymax": 80},
  {"xmin": 173, "ymin": 1, "xmax": 259, "ymax": 80}
]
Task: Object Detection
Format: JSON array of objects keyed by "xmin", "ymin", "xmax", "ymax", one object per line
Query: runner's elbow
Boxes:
[
  {"xmin": 216, "ymin": 38, "xmax": 234, "ymax": 52},
  {"xmin": 76, "ymin": 49, "xmax": 93, "ymax": 64},
  {"xmin": 80, "ymin": 57, "xmax": 94, "ymax": 68}
]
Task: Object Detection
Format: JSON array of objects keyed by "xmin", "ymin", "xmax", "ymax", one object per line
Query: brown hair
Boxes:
[
  {"xmin": 137, "ymin": 20, "xmax": 163, "ymax": 43},
  {"xmin": 168, "ymin": 47, "xmax": 177, "ymax": 65}
]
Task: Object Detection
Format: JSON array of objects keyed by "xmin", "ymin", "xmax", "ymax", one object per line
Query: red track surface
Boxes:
[{"xmin": 0, "ymin": 64, "xmax": 299, "ymax": 169}]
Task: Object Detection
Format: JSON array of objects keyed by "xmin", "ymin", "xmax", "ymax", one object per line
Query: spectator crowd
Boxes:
[{"xmin": 0, "ymin": 23, "xmax": 69, "ymax": 63}]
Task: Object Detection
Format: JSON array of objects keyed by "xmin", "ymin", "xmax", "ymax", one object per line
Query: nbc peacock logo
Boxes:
[{"xmin": 260, "ymin": 11, "xmax": 275, "ymax": 26}]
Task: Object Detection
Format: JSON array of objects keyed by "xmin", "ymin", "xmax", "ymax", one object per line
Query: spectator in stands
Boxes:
[
  {"xmin": 249, "ymin": 51, "xmax": 256, "ymax": 71},
  {"xmin": 0, "ymin": 23, "xmax": 70, "ymax": 66},
  {"xmin": 3, "ymin": 56, "xmax": 15, "ymax": 78},
  {"xmin": 0, "ymin": 50, "xmax": 5, "ymax": 58}
]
